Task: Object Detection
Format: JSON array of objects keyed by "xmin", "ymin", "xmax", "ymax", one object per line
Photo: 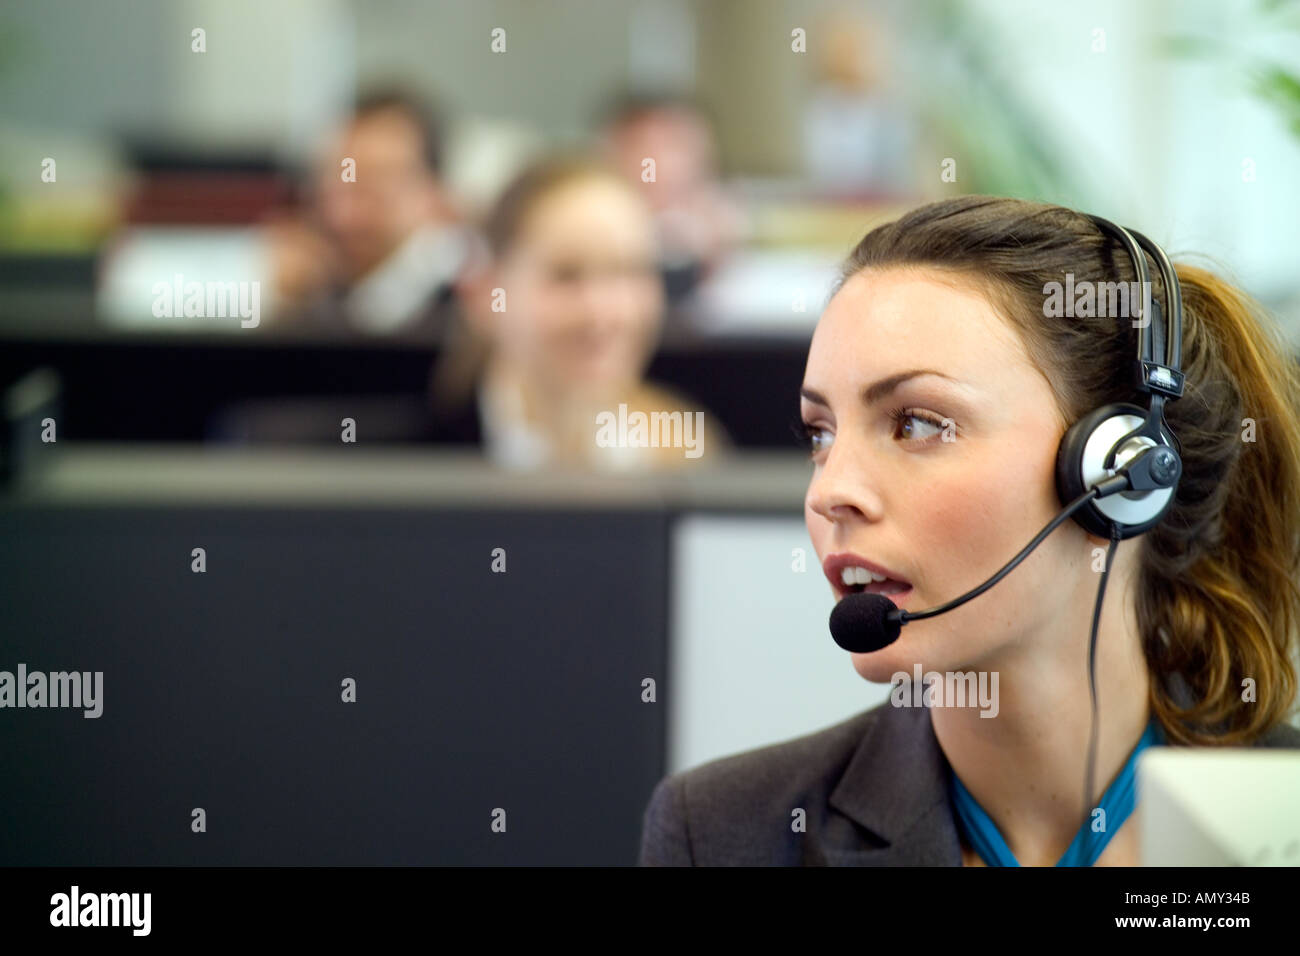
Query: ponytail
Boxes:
[{"xmin": 1139, "ymin": 265, "xmax": 1300, "ymax": 744}]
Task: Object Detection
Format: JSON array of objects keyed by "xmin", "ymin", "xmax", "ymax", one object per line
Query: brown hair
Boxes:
[
  {"xmin": 482, "ymin": 152, "xmax": 638, "ymax": 259},
  {"xmin": 352, "ymin": 87, "xmax": 445, "ymax": 174},
  {"xmin": 837, "ymin": 195, "xmax": 1300, "ymax": 746}
]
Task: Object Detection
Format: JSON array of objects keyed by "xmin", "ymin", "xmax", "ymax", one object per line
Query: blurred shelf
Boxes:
[{"xmin": 2, "ymin": 443, "xmax": 813, "ymax": 513}]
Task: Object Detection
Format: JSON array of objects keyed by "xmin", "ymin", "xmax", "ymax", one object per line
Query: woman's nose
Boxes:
[{"xmin": 806, "ymin": 438, "xmax": 884, "ymax": 524}]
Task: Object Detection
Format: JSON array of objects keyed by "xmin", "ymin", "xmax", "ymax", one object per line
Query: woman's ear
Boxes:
[
  {"xmin": 1077, "ymin": 525, "xmax": 1114, "ymax": 569},
  {"xmin": 1084, "ymin": 529, "xmax": 1110, "ymax": 548},
  {"xmin": 1082, "ymin": 531, "xmax": 1136, "ymax": 579}
]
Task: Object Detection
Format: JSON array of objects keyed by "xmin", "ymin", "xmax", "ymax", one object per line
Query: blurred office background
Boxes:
[
  {"xmin": 2, "ymin": 0, "xmax": 1299, "ymax": 864},
  {"xmin": 3, "ymin": 0, "xmax": 1299, "ymax": 336}
]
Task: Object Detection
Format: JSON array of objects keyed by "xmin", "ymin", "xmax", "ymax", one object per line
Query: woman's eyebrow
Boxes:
[{"xmin": 800, "ymin": 368, "xmax": 965, "ymax": 408}]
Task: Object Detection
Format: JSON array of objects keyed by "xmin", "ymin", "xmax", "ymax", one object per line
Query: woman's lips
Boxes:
[
  {"xmin": 822, "ymin": 552, "xmax": 913, "ymax": 608},
  {"xmin": 832, "ymin": 581, "xmax": 914, "ymax": 609}
]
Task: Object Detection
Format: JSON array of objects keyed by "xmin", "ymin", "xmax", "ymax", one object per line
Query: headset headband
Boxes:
[
  {"xmin": 1084, "ymin": 215, "xmax": 1185, "ymax": 467},
  {"xmin": 1086, "ymin": 215, "xmax": 1185, "ymax": 400}
]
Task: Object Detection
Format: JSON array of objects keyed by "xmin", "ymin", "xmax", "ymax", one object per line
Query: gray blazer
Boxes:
[{"xmin": 638, "ymin": 687, "xmax": 1300, "ymax": 866}]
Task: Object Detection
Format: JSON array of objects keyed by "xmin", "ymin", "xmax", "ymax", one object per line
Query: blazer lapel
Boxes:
[{"xmin": 824, "ymin": 703, "xmax": 963, "ymax": 865}]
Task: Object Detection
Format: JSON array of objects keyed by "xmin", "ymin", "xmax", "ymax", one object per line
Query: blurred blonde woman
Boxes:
[{"xmin": 432, "ymin": 153, "xmax": 730, "ymax": 471}]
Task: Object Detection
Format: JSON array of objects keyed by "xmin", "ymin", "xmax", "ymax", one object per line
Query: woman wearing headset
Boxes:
[{"xmin": 639, "ymin": 195, "xmax": 1300, "ymax": 866}]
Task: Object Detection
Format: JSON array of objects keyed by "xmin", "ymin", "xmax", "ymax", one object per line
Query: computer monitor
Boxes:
[{"xmin": 1138, "ymin": 747, "xmax": 1300, "ymax": 865}]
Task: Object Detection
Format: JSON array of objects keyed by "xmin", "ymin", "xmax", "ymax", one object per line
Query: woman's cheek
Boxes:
[
  {"xmin": 907, "ymin": 474, "xmax": 1006, "ymax": 591},
  {"xmin": 804, "ymin": 506, "xmax": 829, "ymax": 568},
  {"xmin": 930, "ymin": 480, "xmax": 998, "ymax": 538}
]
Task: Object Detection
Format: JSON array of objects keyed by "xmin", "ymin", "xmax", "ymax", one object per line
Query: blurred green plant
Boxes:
[
  {"xmin": 911, "ymin": 0, "xmax": 1085, "ymax": 204},
  {"xmin": 1160, "ymin": 0, "xmax": 1300, "ymax": 139}
]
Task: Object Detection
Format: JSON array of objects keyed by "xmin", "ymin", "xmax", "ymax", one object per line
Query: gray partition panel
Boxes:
[{"xmin": 0, "ymin": 505, "xmax": 668, "ymax": 865}]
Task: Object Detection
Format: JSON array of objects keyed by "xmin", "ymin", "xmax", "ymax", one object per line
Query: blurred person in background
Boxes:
[
  {"xmin": 597, "ymin": 93, "xmax": 746, "ymax": 308},
  {"xmin": 802, "ymin": 10, "xmax": 917, "ymax": 197},
  {"xmin": 266, "ymin": 87, "xmax": 475, "ymax": 340},
  {"xmin": 429, "ymin": 153, "xmax": 730, "ymax": 471}
]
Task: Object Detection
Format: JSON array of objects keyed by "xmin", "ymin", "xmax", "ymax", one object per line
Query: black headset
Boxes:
[{"xmin": 1054, "ymin": 216, "xmax": 1186, "ymax": 540}]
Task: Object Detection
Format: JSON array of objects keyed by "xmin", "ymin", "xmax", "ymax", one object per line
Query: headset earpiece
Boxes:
[{"xmin": 1055, "ymin": 402, "xmax": 1179, "ymax": 540}]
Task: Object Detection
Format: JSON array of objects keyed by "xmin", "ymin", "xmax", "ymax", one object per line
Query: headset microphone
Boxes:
[
  {"xmin": 829, "ymin": 449, "xmax": 1177, "ymax": 654},
  {"xmin": 825, "ymin": 215, "xmax": 1186, "ymax": 850}
]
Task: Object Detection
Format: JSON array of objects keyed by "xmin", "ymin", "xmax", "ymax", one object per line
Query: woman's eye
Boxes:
[
  {"xmin": 616, "ymin": 260, "xmax": 655, "ymax": 279},
  {"xmin": 891, "ymin": 408, "xmax": 949, "ymax": 443},
  {"xmin": 807, "ymin": 427, "xmax": 832, "ymax": 455},
  {"xmin": 550, "ymin": 265, "xmax": 583, "ymax": 283},
  {"xmin": 792, "ymin": 417, "xmax": 832, "ymax": 457},
  {"xmin": 791, "ymin": 410, "xmax": 950, "ymax": 457}
]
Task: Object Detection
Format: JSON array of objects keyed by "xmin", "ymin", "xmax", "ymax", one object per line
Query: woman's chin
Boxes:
[
  {"xmin": 848, "ymin": 634, "xmax": 942, "ymax": 684},
  {"xmin": 850, "ymin": 649, "xmax": 909, "ymax": 684}
]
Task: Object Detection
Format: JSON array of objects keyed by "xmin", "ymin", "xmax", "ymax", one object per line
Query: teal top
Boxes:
[{"xmin": 949, "ymin": 719, "xmax": 1165, "ymax": 866}]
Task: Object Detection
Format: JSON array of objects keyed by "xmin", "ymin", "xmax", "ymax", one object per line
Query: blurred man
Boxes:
[
  {"xmin": 801, "ymin": 10, "xmax": 916, "ymax": 196},
  {"xmin": 597, "ymin": 93, "xmax": 745, "ymax": 307},
  {"xmin": 268, "ymin": 88, "xmax": 474, "ymax": 339}
]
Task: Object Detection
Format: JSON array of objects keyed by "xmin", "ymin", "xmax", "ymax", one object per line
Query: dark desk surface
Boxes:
[{"xmin": 0, "ymin": 327, "xmax": 812, "ymax": 448}]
